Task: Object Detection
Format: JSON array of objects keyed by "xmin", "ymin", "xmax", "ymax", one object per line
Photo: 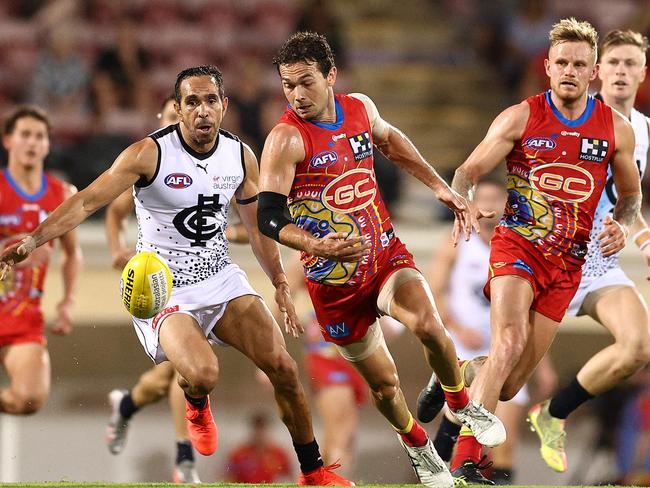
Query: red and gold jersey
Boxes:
[
  {"xmin": 279, "ymin": 93, "xmax": 393, "ymax": 286},
  {"xmin": 501, "ymin": 91, "xmax": 614, "ymax": 270},
  {"xmin": 0, "ymin": 169, "xmax": 65, "ymax": 316}
]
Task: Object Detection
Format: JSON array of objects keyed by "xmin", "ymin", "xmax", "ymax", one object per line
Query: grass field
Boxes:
[{"xmin": 1, "ymin": 484, "xmax": 635, "ymax": 488}]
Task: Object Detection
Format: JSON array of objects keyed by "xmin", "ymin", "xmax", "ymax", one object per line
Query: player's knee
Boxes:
[
  {"xmin": 183, "ymin": 363, "xmax": 219, "ymax": 395},
  {"xmin": 370, "ymin": 375, "xmax": 399, "ymax": 401},
  {"xmin": 619, "ymin": 337, "xmax": 650, "ymax": 374},
  {"xmin": 491, "ymin": 331, "xmax": 526, "ymax": 366},
  {"xmin": 12, "ymin": 391, "xmax": 46, "ymax": 415},
  {"xmin": 412, "ymin": 315, "xmax": 446, "ymax": 344},
  {"xmin": 263, "ymin": 353, "xmax": 300, "ymax": 388}
]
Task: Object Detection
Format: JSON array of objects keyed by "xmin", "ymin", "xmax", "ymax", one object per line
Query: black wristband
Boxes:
[{"xmin": 257, "ymin": 191, "xmax": 293, "ymax": 241}]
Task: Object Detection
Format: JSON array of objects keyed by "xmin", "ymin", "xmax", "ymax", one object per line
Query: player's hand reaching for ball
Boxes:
[
  {"xmin": 437, "ymin": 187, "xmax": 496, "ymax": 246},
  {"xmin": 598, "ymin": 214, "xmax": 628, "ymax": 257},
  {"xmin": 0, "ymin": 235, "xmax": 36, "ymax": 280},
  {"xmin": 310, "ymin": 232, "xmax": 371, "ymax": 262},
  {"xmin": 274, "ymin": 281, "xmax": 303, "ymax": 338}
]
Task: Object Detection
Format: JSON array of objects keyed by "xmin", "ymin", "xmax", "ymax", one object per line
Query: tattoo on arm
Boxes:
[
  {"xmin": 614, "ymin": 194, "xmax": 642, "ymax": 228},
  {"xmin": 451, "ymin": 169, "xmax": 475, "ymax": 202}
]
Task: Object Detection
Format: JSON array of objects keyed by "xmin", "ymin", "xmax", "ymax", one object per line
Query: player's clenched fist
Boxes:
[
  {"xmin": 0, "ymin": 235, "xmax": 36, "ymax": 280},
  {"xmin": 309, "ymin": 232, "xmax": 371, "ymax": 262}
]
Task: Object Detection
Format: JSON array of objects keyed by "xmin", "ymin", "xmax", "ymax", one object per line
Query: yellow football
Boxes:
[{"xmin": 120, "ymin": 251, "xmax": 172, "ymax": 319}]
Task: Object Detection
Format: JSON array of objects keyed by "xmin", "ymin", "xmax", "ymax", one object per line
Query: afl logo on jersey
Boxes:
[
  {"xmin": 529, "ymin": 163, "xmax": 594, "ymax": 203},
  {"xmin": 310, "ymin": 150, "xmax": 339, "ymax": 169},
  {"xmin": 322, "ymin": 168, "xmax": 376, "ymax": 213},
  {"xmin": 524, "ymin": 137, "xmax": 556, "ymax": 151},
  {"xmin": 164, "ymin": 173, "xmax": 193, "ymax": 189}
]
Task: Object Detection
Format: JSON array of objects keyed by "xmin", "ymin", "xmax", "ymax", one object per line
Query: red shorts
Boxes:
[
  {"xmin": 306, "ymin": 238, "xmax": 417, "ymax": 345},
  {"xmin": 484, "ymin": 228, "xmax": 581, "ymax": 322},
  {"xmin": 305, "ymin": 352, "xmax": 367, "ymax": 405},
  {"xmin": 0, "ymin": 307, "xmax": 45, "ymax": 348}
]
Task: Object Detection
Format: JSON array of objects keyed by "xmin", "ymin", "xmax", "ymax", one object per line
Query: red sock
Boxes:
[
  {"xmin": 398, "ymin": 418, "xmax": 429, "ymax": 447},
  {"xmin": 442, "ymin": 384, "xmax": 470, "ymax": 411},
  {"xmin": 451, "ymin": 432, "xmax": 482, "ymax": 470}
]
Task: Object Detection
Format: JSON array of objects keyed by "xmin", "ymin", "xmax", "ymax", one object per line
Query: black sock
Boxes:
[
  {"xmin": 548, "ymin": 377, "xmax": 594, "ymax": 419},
  {"xmin": 433, "ymin": 415, "xmax": 462, "ymax": 462},
  {"xmin": 491, "ymin": 467, "xmax": 513, "ymax": 485},
  {"xmin": 294, "ymin": 439, "xmax": 324, "ymax": 473},
  {"xmin": 176, "ymin": 440, "xmax": 194, "ymax": 465},
  {"xmin": 119, "ymin": 392, "xmax": 139, "ymax": 420},
  {"xmin": 184, "ymin": 393, "xmax": 207, "ymax": 409}
]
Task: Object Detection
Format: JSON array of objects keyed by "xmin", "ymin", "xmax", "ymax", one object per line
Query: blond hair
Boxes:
[
  {"xmin": 549, "ymin": 18, "xmax": 599, "ymax": 58},
  {"xmin": 601, "ymin": 29, "xmax": 649, "ymax": 57}
]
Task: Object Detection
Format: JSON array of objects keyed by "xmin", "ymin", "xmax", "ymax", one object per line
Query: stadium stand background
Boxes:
[{"xmin": 1, "ymin": 0, "xmax": 650, "ymax": 484}]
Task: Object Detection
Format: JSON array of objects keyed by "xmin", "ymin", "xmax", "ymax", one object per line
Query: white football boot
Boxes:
[
  {"xmin": 398, "ymin": 435, "xmax": 454, "ymax": 488},
  {"xmin": 452, "ymin": 400, "xmax": 506, "ymax": 447}
]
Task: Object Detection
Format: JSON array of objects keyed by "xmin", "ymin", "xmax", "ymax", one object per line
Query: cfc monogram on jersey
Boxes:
[
  {"xmin": 501, "ymin": 91, "xmax": 615, "ymax": 270},
  {"xmin": 135, "ymin": 124, "xmax": 244, "ymax": 287}
]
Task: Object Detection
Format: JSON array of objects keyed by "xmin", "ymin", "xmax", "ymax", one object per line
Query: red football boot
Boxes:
[
  {"xmin": 298, "ymin": 463, "xmax": 355, "ymax": 486},
  {"xmin": 185, "ymin": 397, "xmax": 217, "ymax": 456}
]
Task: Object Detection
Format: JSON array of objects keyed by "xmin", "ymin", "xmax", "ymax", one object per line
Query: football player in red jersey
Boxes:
[
  {"xmin": 0, "ymin": 106, "xmax": 81, "ymax": 414},
  {"xmin": 446, "ymin": 18, "xmax": 641, "ymax": 483},
  {"xmin": 258, "ymin": 32, "xmax": 505, "ymax": 488}
]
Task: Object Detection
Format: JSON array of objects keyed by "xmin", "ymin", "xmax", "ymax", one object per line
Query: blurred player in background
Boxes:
[
  {"xmin": 0, "ymin": 65, "xmax": 352, "ymax": 486},
  {"xmin": 258, "ymin": 31, "xmax": 505, "ymax": 488},
  {"xmin": 529, "ymin": 28, "xmax": 650, "ymax": 474},
  {"xmin": 448, "ymin": 18, "xmax": 641, "ymax": 483},
  {"xmin": 417, "ymin": 178, "xmax": 557, "ymax": 484},
  {"xmin": 0, "ymin": 106, "xmax": 81, "ymax": 414},
  {"xmin": 224, "ymin": 412, "xmax": 292, "ymax": 483}
]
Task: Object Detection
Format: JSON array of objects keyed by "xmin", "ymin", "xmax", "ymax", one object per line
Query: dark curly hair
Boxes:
[
  {"xmin": 174, "ymin": 65, "xmax": 224, "ymax": 103},
  {"xmin": 273, "ymin": 31, "xmax": 335, "ymax": 76}
]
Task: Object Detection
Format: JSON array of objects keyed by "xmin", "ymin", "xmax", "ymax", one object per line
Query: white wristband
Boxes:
[{"xmin": 640, "ymin": 239, "xmax": 650, "ymax": 251}]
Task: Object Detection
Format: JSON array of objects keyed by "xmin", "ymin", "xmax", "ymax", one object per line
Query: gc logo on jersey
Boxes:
[
  {"xmin": 322, "ymin": 168, "xmax": 376, "ymax": 213},
  {"xmin": 579, "ymin": 138, "xmax": 609, "ymax": 162},
  {"xmin": 348, "ymin": 132, "xmax": 372, "ymax": 161},
  {"xmin": 529, "ymin": 163, "xmax": 594, "ymax": 203},
  {"xmin": 164, "ymin": 173, "xmax": 193, "ymax": 189}
]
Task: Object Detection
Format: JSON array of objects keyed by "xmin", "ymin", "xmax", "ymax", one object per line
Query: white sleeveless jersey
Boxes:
[
  {"xmin": 447, "ymin": 235, "xmax": 492, "ymax": 357},
  {"xmin": 582, "ymin": 107, "xmax": 649, "ymax": 278},
  {"xmin": 134, "ymin": 124, "xmax": 245, "ymax": 288}
]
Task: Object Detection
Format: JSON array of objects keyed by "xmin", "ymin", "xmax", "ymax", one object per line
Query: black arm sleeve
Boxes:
[{"xmin": 257, "ymin": 191, "xmax": 294, "ymax": 241}]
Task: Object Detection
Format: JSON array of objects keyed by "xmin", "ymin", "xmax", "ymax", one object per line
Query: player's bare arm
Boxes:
[
  {"xmin": 599, "ymin": 112, "xmax": 642, "ymax": 257},
  {"xmin": 258, "ymin": 123, "xmax": 370, "ymax": 262},
  {"xmin": 105, "ymin": 188, "xmax": 136, "ymax": 269},
  {"xmin": 350, "ymin": 92, "xmax": 476, "ymax": 243},
  {"xmin": 52, "ymin": 181, "xmax": 83, "ymax": 335},
  {"xmin": 452, "ymin": 102, "xmax": 529, "ymax": 243},
  {"xmin": 0, "ymin": 138, "xmax": 158, "ymax": 278},
  {"xmin": 236, "ymin": 143, "xmax": 301, "ymax": 336}
]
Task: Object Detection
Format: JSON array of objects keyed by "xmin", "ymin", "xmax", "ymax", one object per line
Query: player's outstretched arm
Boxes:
[
  {"xmin": 105, "ymin": 188, "xmax": 136, "ymax": 270},
  {"xmin": 0, "ymin": 138, "xmax": 157, "ymax": 278},
  {"xmin": 258, "ymin": 123, "xmax": 370, "ymax": 262},
  {"xmin": 236, "ymin": 143, "xmax": 302, "ymax": 337},
  {"xmin": 452, "ymin": 102, "xmax": 529, "ymax": 242},
  {"xmin": 52, "ymin": 182, "xmax": 83, "ymax": 335},
  {"xmin": 350, "ymin": 92, "xmax": 476, "ymax": 239},
  {"xmin": 599, "ymin": 113, "xmax": 642, "ymax": 257}
]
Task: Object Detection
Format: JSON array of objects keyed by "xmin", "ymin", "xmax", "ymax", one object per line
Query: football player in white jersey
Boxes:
[
  {"xmin": 417, "ymin": 179, "xmax": 557, "ymax": 484},
  {"xmin": 0, "ymin": 65, "xmax": 352, "ymax": 486},
  {"xmin": 528, "ymin": 29, "xmax": 650, "ymax": 474}
]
